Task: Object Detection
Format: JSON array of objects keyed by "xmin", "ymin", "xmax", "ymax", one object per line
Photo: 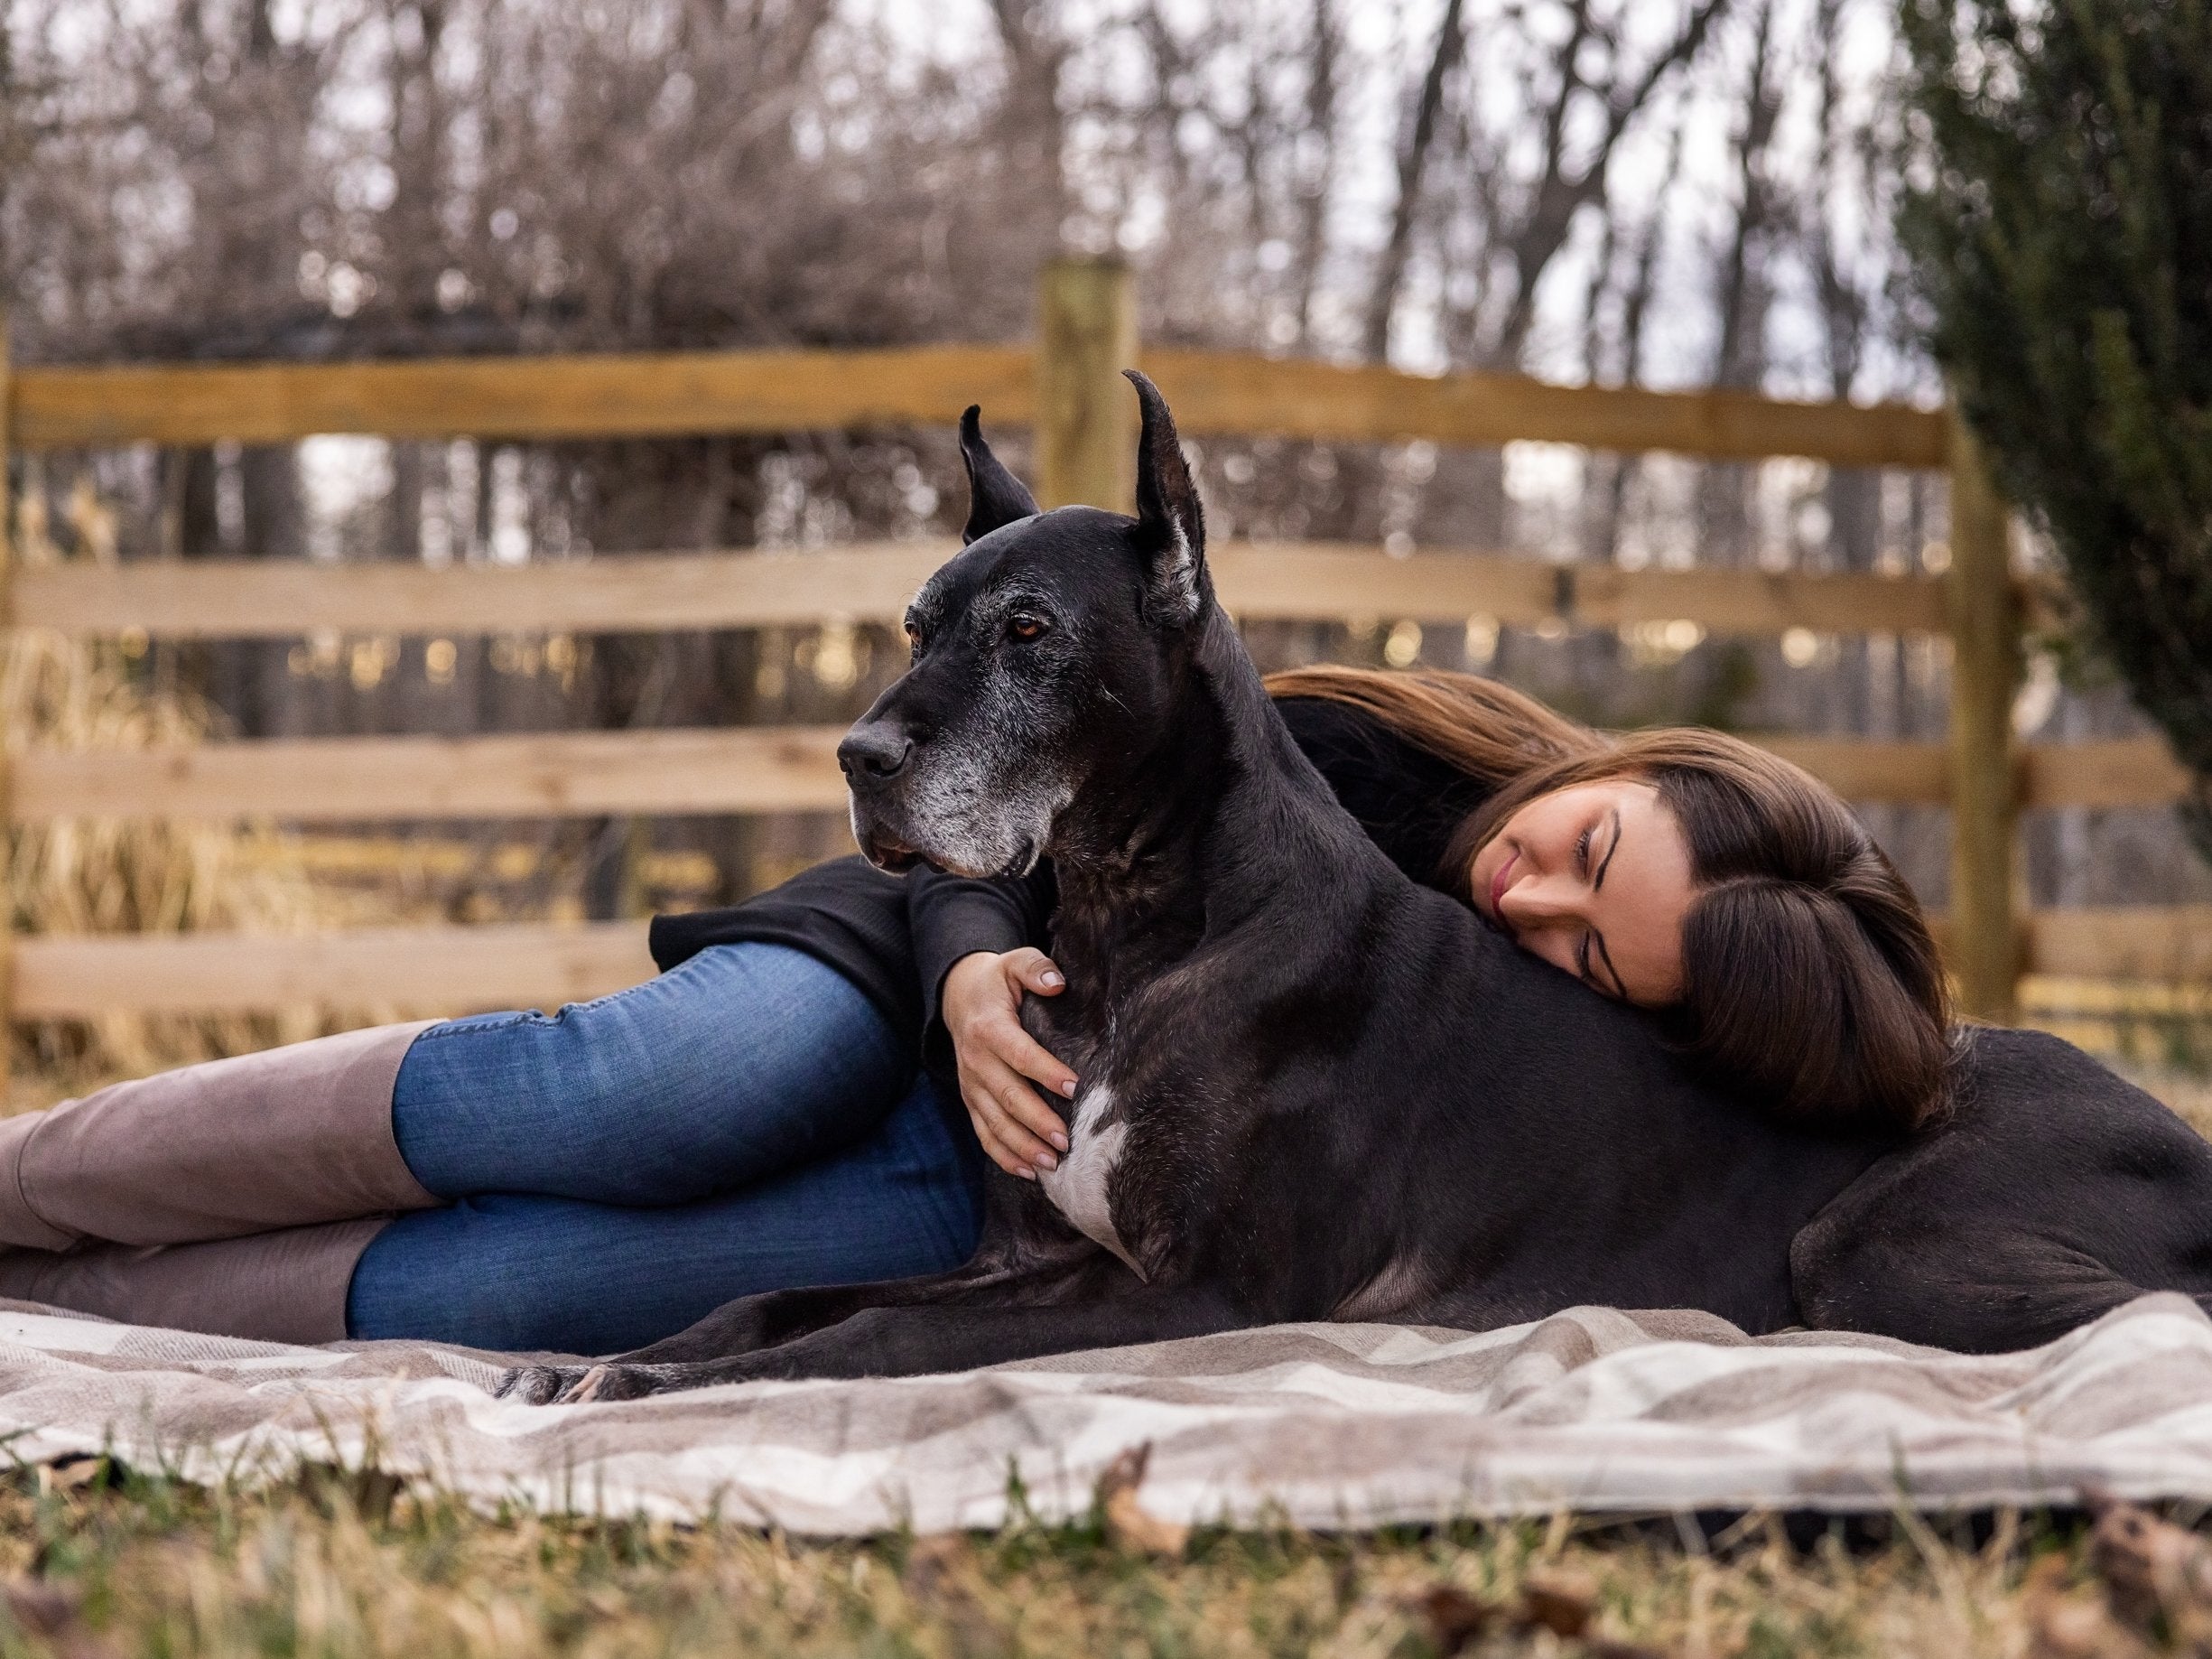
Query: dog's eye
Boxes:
[
  {"xmin": 1007, "ymin": 613, "xmax": 1050, "ymax": 642},
  {"xmin": 904, "ymin": 622, "xmax": 925, "ymax": 655}
]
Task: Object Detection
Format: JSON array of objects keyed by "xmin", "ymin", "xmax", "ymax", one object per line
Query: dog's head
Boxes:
[{"xmin": 838, "ymin": 370, "xmax": 1210, "ymax": 878}]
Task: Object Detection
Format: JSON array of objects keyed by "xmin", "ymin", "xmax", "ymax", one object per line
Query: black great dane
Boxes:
[{"xmin": 505, "ymin": 375, "xmax": 2212, "ymax": 1403}]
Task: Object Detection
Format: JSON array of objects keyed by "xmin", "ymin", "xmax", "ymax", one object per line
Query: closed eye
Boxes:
[{"xmin": 1578, "ymin": 930, "xmax": 1625, "ymax": 1000}]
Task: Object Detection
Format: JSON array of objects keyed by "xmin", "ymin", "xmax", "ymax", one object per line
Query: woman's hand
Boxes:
[{"xmin": 942, "ymin": 949, "xmax": 1077, "ymax": 1179}]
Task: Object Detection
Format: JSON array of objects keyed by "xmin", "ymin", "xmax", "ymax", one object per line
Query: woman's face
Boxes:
[{"xmin": 1467, "ymin": 778, "xmax": 1695, "ymax": 1007}]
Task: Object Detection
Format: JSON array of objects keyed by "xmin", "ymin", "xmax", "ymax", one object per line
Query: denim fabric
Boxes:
[
  {"xmin": 347, "ymin": 1073, "xmax": 983, "ymax": 1354},
  {"xmin": 346, "ymin": 942, "xmax": 986, "ymax": 1352},
  {"xmin": 389, "ymin": 943, "xmax": 913, "ymax": 1206}
]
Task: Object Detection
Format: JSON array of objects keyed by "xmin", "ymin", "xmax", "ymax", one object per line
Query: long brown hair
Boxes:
[{"xmin": 1264, "ymin": 666, "xmax": 1952, "ymax": 1133}]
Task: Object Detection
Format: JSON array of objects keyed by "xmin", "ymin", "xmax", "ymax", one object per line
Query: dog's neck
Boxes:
[{"xmin": 1044, "ymin": 606, "xmax": 1355, "ymax": 1009}]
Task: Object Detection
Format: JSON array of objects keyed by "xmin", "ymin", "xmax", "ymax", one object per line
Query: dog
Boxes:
[{"xmin": 503, "ymin": 374, "xmax": 2212, "ymax": 1403}]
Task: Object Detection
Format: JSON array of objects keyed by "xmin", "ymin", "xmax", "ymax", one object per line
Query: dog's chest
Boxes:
[{"xmin": 1037, "ymin": 1081, "xmax": 1142, "ymax": 1276}]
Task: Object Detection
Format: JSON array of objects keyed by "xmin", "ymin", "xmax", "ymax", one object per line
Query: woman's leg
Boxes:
[
  {"xmin": 347, "ymin": 1074, "xmax": 984, "ymax": 1355},
  {"xmin": 390, "ymin": 942, "xmax": 911, "ymax": 1207},
  {"xmin": 0, "ymin": 1021, "xmax": 436, "ymax": 1251},
  {"xmin": 0, "ymin": 942, "xmax": 917, "ymax": 1344}
]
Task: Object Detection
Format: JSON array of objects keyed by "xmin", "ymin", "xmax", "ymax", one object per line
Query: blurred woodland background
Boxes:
[{"xmin": 2, "ymin": 0, "xmax": 2206, "ymax": 1075}]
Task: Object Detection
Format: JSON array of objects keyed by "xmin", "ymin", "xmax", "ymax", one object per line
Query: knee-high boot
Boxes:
[{"xmin": 0, "ymin": 1023, "xmax": 441, "ymax": 1342}]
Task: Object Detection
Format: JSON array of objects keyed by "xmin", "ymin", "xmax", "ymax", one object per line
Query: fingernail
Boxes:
[
  {"xmin": 1050, "ymin": 1131, "xmax": 1070, "ymax": 1152},
  {"xmin": 1040, "ymin": 970, "xmax": 1064, "ymax": 987},
  {"xmin": 1034, "ymin": 1151, "xmax": 1058, "ymax": 1171},
  {"xmin": 1060, "ymin": 1079, "xmax": 1077, "ymax": 1098},
  {"xmin": 1016, "ymin": 1165, "xmax": 1036, "ymax": 1181}
]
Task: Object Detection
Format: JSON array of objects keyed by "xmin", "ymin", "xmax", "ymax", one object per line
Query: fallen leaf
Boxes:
[
  {"xmin": 1520, "ymin": 1565, "xmax": 1600, "ymax": 1637},
  {"xmin": 2089, "ymin": 1496, "xmax": 2212, "ymax": 1637},
  {"xmin": 1415, "ymin": 1584, "xmax": 1498, "ymax": 1656},
  {"xmin": 1096, "ymin": 1444, "xmax": 1190, "ymax": 1556},
  {"xmin": 37, "ymin": 1455, "xmax": 122, "ymax": 1496}
]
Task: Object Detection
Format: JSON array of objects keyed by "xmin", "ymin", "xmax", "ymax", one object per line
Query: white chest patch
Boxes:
[{"xmin": 1038, "ymin": 1084, "xmax": 1142, "ymax": 1278}]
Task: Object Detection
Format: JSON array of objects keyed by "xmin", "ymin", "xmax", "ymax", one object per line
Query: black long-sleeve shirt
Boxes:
[{"xmin": 646, "ymin": 696, "xmax": 1493, "ymax": 1057}]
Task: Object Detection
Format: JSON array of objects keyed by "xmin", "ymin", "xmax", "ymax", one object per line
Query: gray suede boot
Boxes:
[
  {"xmin": 0, "ymin": 1023, "xmax": 441, "ymax": 1339},
  {"xmin": 0, "ymin": 1221, "xmax": 394, "ymax": 1345}
]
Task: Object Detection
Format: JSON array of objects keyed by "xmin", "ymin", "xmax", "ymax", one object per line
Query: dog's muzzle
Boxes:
[{"xmin": 839, "ymin": 721, "xmax": 926, "ymax": 872}]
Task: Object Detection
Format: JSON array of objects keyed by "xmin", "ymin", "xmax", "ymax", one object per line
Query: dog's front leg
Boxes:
[
  {"xmin": 534, "ymin": 1283, "xmax": 1250, "ymax": 1402},
  {"xmin": 614, "ymin": 1258, "xmax": 1036, "ymax": 1365},
  {"xmin": 498, "ymin": 1246, "xmax": 1103, "ymax": 1404}
]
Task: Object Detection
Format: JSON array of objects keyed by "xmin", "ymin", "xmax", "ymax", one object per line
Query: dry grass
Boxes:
[{"xmin": 0, "ymin": 1459, "xmax": 2144, "ymax": 1659}]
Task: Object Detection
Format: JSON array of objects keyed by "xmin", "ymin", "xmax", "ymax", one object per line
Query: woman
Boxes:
[{"xmin": 0, "ymin": 668, "xmax": 1947, "ymax": 1356}]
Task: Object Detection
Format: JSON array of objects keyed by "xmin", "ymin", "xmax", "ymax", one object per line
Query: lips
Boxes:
[
  {"xmin": 1486, "ymin": 858, "xmax": 1521, "ymax": 924},
  {"xmin": 1487, "ymin": 851, "xmax": 1519, "ymax": 935}
]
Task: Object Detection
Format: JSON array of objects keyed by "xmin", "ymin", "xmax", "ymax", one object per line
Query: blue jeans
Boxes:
[{"xmin": 346, "ymin": 944, "xmax": 985, "ymax": 1355}]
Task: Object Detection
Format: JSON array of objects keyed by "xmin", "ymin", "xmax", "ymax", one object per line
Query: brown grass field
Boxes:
[{"xmin": 0, "ymin": 1452, "xmax": 2173, "ymax": 1659}]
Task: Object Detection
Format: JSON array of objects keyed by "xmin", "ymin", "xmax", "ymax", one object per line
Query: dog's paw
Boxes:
[
  {"xmin": 556, "ymin": 1364, "xmax": 665, "ymax": 1403},
  {"xmin": 496, "ymin": 1364, "xmax": 593, "ymax": 1405}
]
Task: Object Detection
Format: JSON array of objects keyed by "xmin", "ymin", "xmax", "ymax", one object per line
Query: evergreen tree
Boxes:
[{"xmin": 1900, "ymin": 0, "xmax": 2212, "ymax": 845}]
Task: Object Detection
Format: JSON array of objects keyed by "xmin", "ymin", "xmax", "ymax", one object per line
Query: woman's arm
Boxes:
[
  {"xmin": 907, "ymin": 862, "xmax": 1055, "ymax": 1035},
  {"xmin": 907, "ymin": 866, "xmax": 1077, "ymax": 1178}
]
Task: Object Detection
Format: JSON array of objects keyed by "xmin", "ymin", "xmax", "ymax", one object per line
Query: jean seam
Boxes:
[{"xmin": 407, "ymin": 1012, "xmax": 535, "ymax": 1043}]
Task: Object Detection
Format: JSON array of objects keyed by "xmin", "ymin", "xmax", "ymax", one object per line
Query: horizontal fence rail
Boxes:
[
  {"xmin": 14, "ymin": 345, "xmax": 1950, "ymax": 468},
  {"xmin": 16, "ymin": 906, "xmax": 2207, "ymax": 1020},
  {"xmin": 13, "ymin": 922, "xmax": 656, "ymax": 1017},
  {"xmin": 14, "ymin": 727, "xmax": 854, "ymax": 821},
  {"xmin": 9, "ymin": 732, "xmax": 2189, "ymax": 822},
  {"xmin": 14, "ymin": 542, "xmax": 1957, "ymax": 639},
  {"xmin": 12, "ymin": 346, "xmax": 1035, "ymax": 451}
]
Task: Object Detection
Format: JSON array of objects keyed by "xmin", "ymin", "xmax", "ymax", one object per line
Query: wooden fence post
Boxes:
[
  {"xmin": 1036, "ymin": 260, "xmax": 1138, "ymax": 511},
  {"xmin": 0, "ymin": 310, "xmax": 14, "ymax": 1099},
  {"xmin": 1946, "ymin": 405, "xmax": 2021, "ymax": 1021}
]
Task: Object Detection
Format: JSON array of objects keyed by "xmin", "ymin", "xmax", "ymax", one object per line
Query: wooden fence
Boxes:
[{"xmin": 2, "ymin": 260, "xmax": 2205, "ymax": 1044}]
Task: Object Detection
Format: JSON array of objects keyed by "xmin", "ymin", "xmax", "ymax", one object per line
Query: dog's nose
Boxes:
[{"xmin": 838, "ymin": 725, "xmax": 914, "ymax": 784}]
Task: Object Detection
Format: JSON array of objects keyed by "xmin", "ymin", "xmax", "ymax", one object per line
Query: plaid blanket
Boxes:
[{"xmin": 2, "ymin": 1293, "xmax": 2210, "ymax": 1532}]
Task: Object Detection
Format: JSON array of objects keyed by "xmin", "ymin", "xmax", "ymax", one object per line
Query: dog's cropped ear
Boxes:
[
  {"xmin": 1125, "ymin": 369, "xmax": 1209, "ymax": 624},
  {"xmin": 960, "ymin": 405, "xmax": 1039, "ymax": 545}
]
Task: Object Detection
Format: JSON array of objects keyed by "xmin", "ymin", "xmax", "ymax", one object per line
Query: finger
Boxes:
[
  {"xmin": 1004, "ymin": 948, "xmax": 1067, "ymax": 996},
  {"xmin": 977, "ymin": 1115, "xmax": 1036, "ymax": 1179},
  {"xmin": 969, "ymin": 1057, "xmax": 1061, "ymax": 1169},
  {"xmin": 995, "ymin": 1071, "xmax": 1073, "ymax": 1153},
  {"xmin": 961, "ymin": 1078, "xmax": 1039, "ymax": 1179},
  {"xmin": 978, "ymin": 1013, "xmax": 1079, "ymax": 1104}
]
